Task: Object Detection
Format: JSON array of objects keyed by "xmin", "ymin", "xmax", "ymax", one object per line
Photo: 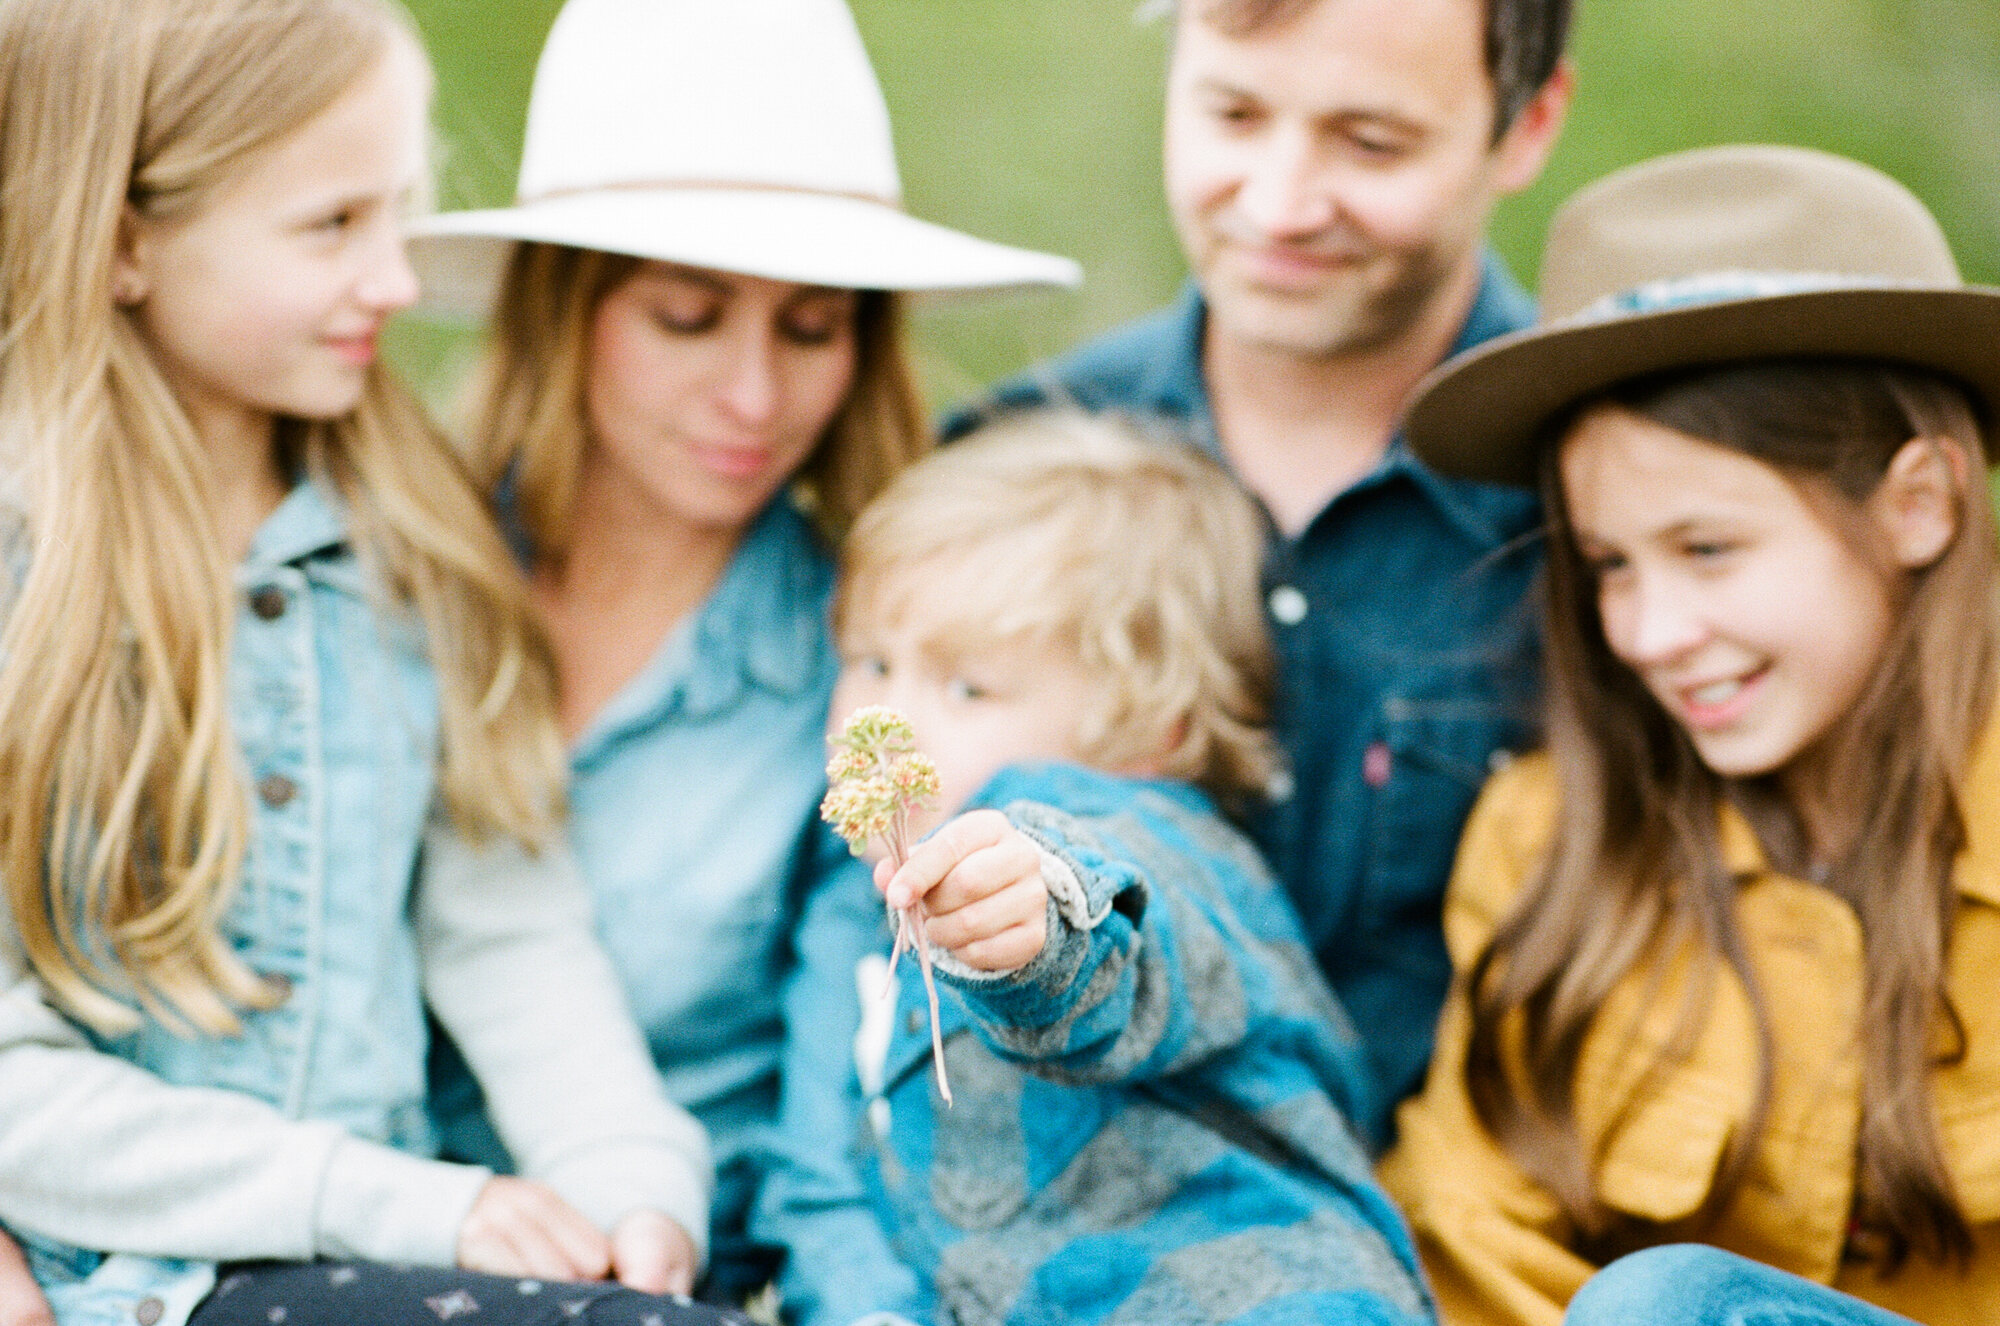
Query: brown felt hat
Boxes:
[{"xmin": 1404, "ymin": 144, "xmax": 2000, "ymax": 487}]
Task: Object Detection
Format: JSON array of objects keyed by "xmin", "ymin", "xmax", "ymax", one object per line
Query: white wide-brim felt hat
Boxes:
[
  {"xmin": 1403, "ymin": 145, "xmax": 2000, "ymax": 487},
  {"xmin": 411, "ymin": 0, "xmax": 1081, "ymax": 315}
]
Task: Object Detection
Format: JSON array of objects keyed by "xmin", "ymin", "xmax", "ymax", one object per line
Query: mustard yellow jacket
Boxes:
[{"xmin": 1378, "ymin": 728, "xmax": 2000, "ymax": 1326}]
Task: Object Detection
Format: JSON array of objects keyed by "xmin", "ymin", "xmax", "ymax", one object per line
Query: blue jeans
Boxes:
[{"xmin": 1568, "ymin": 1246, "xmax": 1917, "ymax": 1325}]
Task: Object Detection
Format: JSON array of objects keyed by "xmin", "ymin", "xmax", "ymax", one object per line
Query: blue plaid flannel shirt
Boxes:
[{"xmin": 756, "ymin": 763, "xmax": 1435, "ymax": 1326}]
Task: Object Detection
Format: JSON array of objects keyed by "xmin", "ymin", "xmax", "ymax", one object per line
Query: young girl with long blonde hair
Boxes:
[
  {"xmin": 1379, "ymin": 146, "xmax": 2000, "ymax": 1325},
  {"xmin": 0, "ymin": 2, "xmax": 744, "ymax": 1324}
]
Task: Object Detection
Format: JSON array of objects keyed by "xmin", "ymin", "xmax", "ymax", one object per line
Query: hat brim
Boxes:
[
  {"xmin": 1404, "ymin": 285, "xmax": 2000, "ymax": 488},
  {"xmin": 407, "ymin": 187, "xmax": 1082, "ymax": 317}
]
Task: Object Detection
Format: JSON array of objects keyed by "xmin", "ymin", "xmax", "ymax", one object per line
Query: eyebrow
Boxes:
[
  {"xmin": 1191, "ymin": 76, "xmax": 1260, "ymax": 101},
  {"xmin": 280, "ymin": 187, "xmax": 379, "ymax": 225},
  {"xmin": 650, "ymin": 264, "xmax": 731, "ymax": 294},
  {"xmin": 1581, "ymin": 515, "xmax": 1739, "ymax": 548},
  {"xmin": 918, "ymin": 635, "xmax": 979, "ymax": 671},
  {"xmin": 1190, "ymin": 77, "xmax": 1420, "ymax": 135},
  {"xmin": 650, "ymin": 263, "xmax": 853, "ymax": 304}
]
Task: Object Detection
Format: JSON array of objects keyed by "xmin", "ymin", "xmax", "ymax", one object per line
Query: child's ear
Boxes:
[
  {"xmin": 111, "ymin": 204, "xmax": 151, "ymax": 307},
  {"xmin": 1114, "ymin": 714, "xmax": 1190, "ymax": 780},
  {"xmin": 1869, "ymin": 436, "xmax": 1966, "ymax": 570}
]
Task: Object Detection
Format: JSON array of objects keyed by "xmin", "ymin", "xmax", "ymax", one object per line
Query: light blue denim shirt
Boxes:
[
  {"xmin": 23, "ymin": 479, "xmax": 450, "ymax": 1326},
  {"xmin": 431, "ymin": 497, "xmax": 865, "ymax": 1251}
]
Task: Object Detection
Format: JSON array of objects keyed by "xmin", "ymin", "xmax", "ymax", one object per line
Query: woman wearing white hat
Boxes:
[{"xmin": 409, "ymin": 0, "xmax": 1079, "ymax": 1298}]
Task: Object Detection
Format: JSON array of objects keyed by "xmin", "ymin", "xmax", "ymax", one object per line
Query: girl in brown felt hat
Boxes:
[{"xmin": 1377, "ymin": 145, "xmax": 2000, "ymax": 1325}]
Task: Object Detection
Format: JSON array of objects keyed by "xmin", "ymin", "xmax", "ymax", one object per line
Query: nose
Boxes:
[
  {"xmin": 1234, "ymin": 123, "xmax": 1336, "ymax": 239},
  {"xmin": 356, "ymin": 228, "xmax": 421, "ymax": 314},
  {"xmin": 833, "ymin": 666, "xmax": 932, "ymax": 758},
  {"xmin": 875, "ymin": 675, "xmax": 928, "ymax": 741},
  {"xmin": 715, "ymin": 323, "xmax": 782, "ymax": 429},
  {"xmin": 1606, "ymin": 569, "xmax": 1710, "ymax": 669}
]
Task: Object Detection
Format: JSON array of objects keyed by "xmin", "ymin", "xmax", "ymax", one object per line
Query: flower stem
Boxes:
[
  {"xmin": 885, "ymin": 785, "xmax": 951, "ymax": 1104},
  {"xmin": 822, "ymin": 707, "xmax": 953, "ymax": 1106},
  {"xmin": 908, "ymin": 903, "xmax": 952, "ymax": 1106}
]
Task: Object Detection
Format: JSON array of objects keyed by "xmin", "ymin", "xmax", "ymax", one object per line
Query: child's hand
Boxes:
[
  {"xmin": 880, "ymin": 810, "xmax": 1047, "ymax": 973},
  {"xmin": 457, "ymin": 1175, "xmax": 612, "ymax": 1282},
  {"xmin": 0, "ymin": 1226, "xmax": 52, "ymax": 1326},
  {"xmin": 608, "ymin": 1208, "xmax": 699, "ymax": 1296}
]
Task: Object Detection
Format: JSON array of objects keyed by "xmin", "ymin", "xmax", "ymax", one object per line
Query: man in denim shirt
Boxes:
[{"xmin": 945, "ymin": 0, "xmax": 1574, "ymax": 1146}]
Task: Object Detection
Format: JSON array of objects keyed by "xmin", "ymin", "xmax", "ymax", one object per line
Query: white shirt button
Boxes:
[{"xmin": 1268, "ymin": 585, "xmax": 1308, "ymax": 625}]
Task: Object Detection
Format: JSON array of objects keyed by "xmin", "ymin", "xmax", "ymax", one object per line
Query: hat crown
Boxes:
[
  {"xmin": 1540, "ymin": 145, "xmax": 1960, "ymax": 321},
  {"xmin": 517, "ymin": 0, "xmax": 901, "ymax": 204}
]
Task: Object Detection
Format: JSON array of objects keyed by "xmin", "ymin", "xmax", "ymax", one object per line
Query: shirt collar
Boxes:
[
  {"xmin": 243, "ymin": 476, "xmax": 349, "ymax": 569},
  {"xmin": 570, "ymin": 499, "xmax": 833, "ymax": 765},
  {"xmin": 1714, "ymin": 704, "xmax": 2000, "ymax": 909},
  {"xmin": 1954, "ymin": 706, "xmax": 2000, "ymax": 907},
  {"xmin": 1374, "ymin": 251, "xmax": 1539, "ymax": 550},
  {"xmin": 1359, "ymin": 437, "xmax": 1526, "ymax": 550},
  {"xmin": 1183, "ymin": 250, "xmax": 1539, "ymax": 550},
  {"xmin": 1142, "ymin": 282, "xmax": 1219, "ymax": 452},
  {"xmin": 1454, "ymin": 249, "xmax": 1539, "ymax": 360},
  {"xmin": 1715, "ymin": 800, "xmax": 1770, "ymax": 878}
]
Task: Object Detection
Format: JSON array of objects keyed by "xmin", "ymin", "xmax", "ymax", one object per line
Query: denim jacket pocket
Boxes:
[
  {"xmin": 15, "ymin": 1229, "xmax": 216, "ymax": 1326},
  {"xmin": 1593, "ymin": 1083, "xmax": 1735, "ymax": 1223},
  {"xmin": 1364, "ymin": 687, "xmax": 1534, "ymax": 935}
]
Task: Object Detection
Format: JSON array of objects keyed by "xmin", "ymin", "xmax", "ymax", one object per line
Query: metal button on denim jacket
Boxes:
[{"xmin": 21, "ymin": 1238, "xmax": 215, "ymax": 1326}]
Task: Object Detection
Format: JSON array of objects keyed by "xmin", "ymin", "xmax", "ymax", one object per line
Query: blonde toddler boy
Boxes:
[{"xmin": 755, "ymin": 413, "xmax": 1431, "ymax": 1326}]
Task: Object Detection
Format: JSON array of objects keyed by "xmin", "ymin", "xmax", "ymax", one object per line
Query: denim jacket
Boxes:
[
  {"xmin": 131, "ymin": 480, "xmax": 442, "ymax": 1141},
  {"xmin": 758, "ymin": 764, "xmax": 1434, "ymax": 1326},
  {"xmin": 941, "ymin": 256, "xmax": 1545, "ymax": 1145},
  {"xmin": 4, "ymin": 481, "xmax": 708, "ymax": 1326}
]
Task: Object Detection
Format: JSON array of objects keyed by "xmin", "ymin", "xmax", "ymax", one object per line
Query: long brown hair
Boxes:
[
  {"xmin": 463, "ymin": 241, "xmax": 929, "ymax": 561},
  {"xmin": 0, "ymin": 0, "xmax": 564, "ymax": 1038},
  {"xmin": 1466, "ymin": 359, "xmax": 1999, "ymax": 1269}
]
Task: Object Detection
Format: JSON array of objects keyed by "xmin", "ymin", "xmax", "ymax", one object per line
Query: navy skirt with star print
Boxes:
[{"xmin": 186, "ymin": 1262, "xmax": 750, "ymax": 1326}]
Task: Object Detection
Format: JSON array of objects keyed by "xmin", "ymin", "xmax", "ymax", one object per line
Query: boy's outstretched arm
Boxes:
[{"xmin": 894, "ymin": 765, "xmax": 1371, "ymax": 1108}]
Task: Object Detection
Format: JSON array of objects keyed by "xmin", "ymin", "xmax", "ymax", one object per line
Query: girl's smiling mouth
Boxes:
[{"xmin": 1672, "ymin": 664, "xmax": 1768, "ymax": 730}]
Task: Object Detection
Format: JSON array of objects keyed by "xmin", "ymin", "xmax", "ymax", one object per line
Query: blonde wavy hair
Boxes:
[
  {"xmin": 463, "ymin": 242, "xmax": 929, "ymax": 557},
  {"xmin": 0, "ymin": 0, "xmax": 565, "ymax": 1038},
  {"xmin": 834, "ymin": 410, "xmax": 1279, "ymax": 806}
]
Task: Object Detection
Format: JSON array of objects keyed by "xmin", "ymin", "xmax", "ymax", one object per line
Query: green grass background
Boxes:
[{"xmin": 394, "ymin": 0, "xmax": 2000, "ymax": 419}]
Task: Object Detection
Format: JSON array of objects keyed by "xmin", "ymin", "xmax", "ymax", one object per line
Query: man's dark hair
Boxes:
[{"xmin": 1186, "ymin": 0, "xmax": 1572, "ymax": 139}]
